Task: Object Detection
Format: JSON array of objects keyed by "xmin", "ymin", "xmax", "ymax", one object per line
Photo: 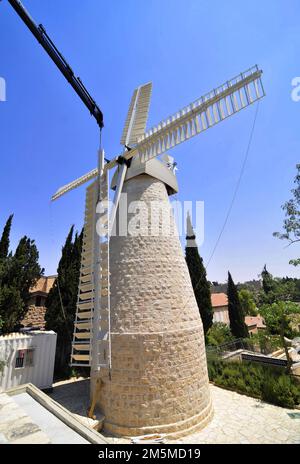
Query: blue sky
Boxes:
[{"xmin": 0, "ymin": 0, "xmax": 299, "ymax": 283}]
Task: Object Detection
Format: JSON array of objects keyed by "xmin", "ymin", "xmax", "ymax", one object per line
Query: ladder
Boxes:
[{"xmin": 71, "ymin": 162, "xmax": 111, "ymax": 369}]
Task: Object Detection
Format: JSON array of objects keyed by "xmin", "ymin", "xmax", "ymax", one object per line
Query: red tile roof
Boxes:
[
  {"xmin": 245, "ymin": 316, "xmax": 266, "ymax": 329},
  {"xmin": 30, "ymin": 276, "xmax": 56, "ymax": 295},
  {"xmin": 211, "ymin": 293, "xmax": 228, "ymax": 308}
]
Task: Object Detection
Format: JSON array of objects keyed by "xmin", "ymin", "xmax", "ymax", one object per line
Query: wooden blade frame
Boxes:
[
  {"xmin": 120, "ymin": 82, "xmax": 152, "ymax": 147},
  {"xmin": 136, "ymin": 66, "xmax": 265, "ymax": 162},
  {"xmin": 52, "ymin": 65, "xmax": 265, "ymax": 202}
]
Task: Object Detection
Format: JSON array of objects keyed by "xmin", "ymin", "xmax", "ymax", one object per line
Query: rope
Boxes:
[{"xmin": 48, "ymin": 202, "xmax": 73, "ymax": 344}]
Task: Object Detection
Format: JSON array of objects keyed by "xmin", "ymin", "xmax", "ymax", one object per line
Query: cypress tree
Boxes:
[
  {"xmin": 227, "ymin": 271, "xmax": 249, "ymax": 339},
  {"xmin": 45, "ymin": 226, "xmax": 83, "ymax": 375},
  {"xmin": 185, "ymin": 212, "xmax": 213, "ymax": 335},
  {"xmin": 0, "ymin": 235, "xmax": 43, "ymax": 333},
  {"xmin": 0, "ymin": 215, "xmax": 13, "ymax": 260},
  {"xmin": 261, "ymin": 264, "xmax": 274, "ymax": 294},
  {"xmin": 7, "ymin": 236, "xmax": 44, "ymax": 303}
]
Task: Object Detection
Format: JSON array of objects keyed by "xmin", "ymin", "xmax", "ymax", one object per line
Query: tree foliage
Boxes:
[
  {"xmin": 0, "ymin": 215, "xmax": 13, "ymax": 260},
  {"xmin": 208, "ymin": 358, "xmax": 300, "ymax": 408},
  {"xmin": 238, "ymin": 289, "xmax": 258, "ymax": 316},
  {"xmin": 206, "ymin": 322, "xmax": 234, "ymax": 346},
  {"xmin": 259, "ymin": 265, "xmax": 300, "ymax": 305},
  {"xmin": 0, "ymin": 216, "xmax": 43, "ymax": 333},
  {"xmin": 259, "ymin": 300, "xmax": 300, "ymax": 373},
  {"xmin": 45, "ymin": 226, "xmax": 83, "ymax": 376},
  {"xmin": 227, "ymin": 272, "xmax": 249, "ymax": 339},
  {"xmin": 185, "ymin": 214, "xmax": 213, "ymax": 335},
  {"xmin": 261, "ymin": 264, "xmax": 274, "ymax": 294},
  {"xmin": 259, "ymin": 301, "xmax": 300, "ymax": 338},
  {"xmin": 273, "ymin": 164, "xmax": 300, "ymax": 266}
]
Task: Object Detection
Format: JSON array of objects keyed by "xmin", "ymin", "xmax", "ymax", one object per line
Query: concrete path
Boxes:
[
  {"xmin": 50, "ymin": 379, "xmax": 300, "ymax": 444},
  {"xmin": 0, "ymin": 393, "xmax": 50, "ymax": 444},
  {"xmin": 13, "ymin": 393, "xmax": 89, "ymax": 444},
  {"xmin": 170, "ymin": 386, "xmax": 300, "ymax": 444}
]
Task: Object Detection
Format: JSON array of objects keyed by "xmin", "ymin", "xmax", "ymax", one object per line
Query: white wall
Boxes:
[
  {"xmin": 213, "ymin": 307, "xmax": 229, "ymax": 325},
  {"xmin": 0, "ymin": 331, "xmax": 57, "ymax": 392}
]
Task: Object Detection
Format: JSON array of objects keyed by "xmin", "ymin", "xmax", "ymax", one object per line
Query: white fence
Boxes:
[{"xmin": 0, "ymin": 331, "xmax": 57, "ymax": 392}]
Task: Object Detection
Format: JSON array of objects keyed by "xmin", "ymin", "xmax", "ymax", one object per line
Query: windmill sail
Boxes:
[
  {"xmin": 52, "ymin": 65, "xmax": 265, "ymax": 203},
  {"xmin": 51, "ymin": 167, "xmax": 98, "ymax": 201},
  {"xmin": 136, "ymin": 66, "xmax": 264, "ymax": 162},
  {"xmin": 120, "ymin": 82, "xmax": 152, "ymax": 146}
]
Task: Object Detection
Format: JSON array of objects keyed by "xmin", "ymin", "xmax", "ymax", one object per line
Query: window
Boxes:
[
  {"xmin": 15, "ymin": 350, "xmax": 25, "ymax": 368},
  {"xmin": 25, "ymin": 349, "xmax": 34, "ymax": 367},
  {"xmin": 15, "ymin": 348, "xmax": 35, "ymax": 368}
]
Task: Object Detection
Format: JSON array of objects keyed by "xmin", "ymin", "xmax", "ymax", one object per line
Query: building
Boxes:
[
  {"xmin": 21, "ymin": 276, "xmax": 56, "ymax": 330},
  {"xmin": 211, "ymin": 293, "xmax": 266, "ymax": 335},
  {"xmin": 0, "ymin": 331, "xmax": 57, "ymax": 392},
  {"xmin": 245, "ymin": 316, "xmax": 266, "ymax": 335},
  {"xmin": 211, "ymin": 293, "xmax": 229, "ymax": 324},
  {"xmin": 93, "ymin": 170, "xmax": 213, "ymax": 437}
]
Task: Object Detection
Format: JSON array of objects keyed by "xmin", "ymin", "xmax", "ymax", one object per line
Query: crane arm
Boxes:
[{"xmin": 7, "ymin": 0, "xmax": 104, "ymax": 128}]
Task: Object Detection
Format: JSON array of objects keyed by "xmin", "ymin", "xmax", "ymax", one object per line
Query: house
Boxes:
[
  {"xmin": 211, "ymin": 293, "xmax": 266, "ymax": 335},
  {"xmin": 21, "ymin": 276, "xmax": 56, "ymax": 330},
  {"xmin": 245, "ymin": 316, "xmax": 266, "ymax": 335},
  {"xmin": 211, "ymin": 293, "xmax": 229, "ymax": 324}
]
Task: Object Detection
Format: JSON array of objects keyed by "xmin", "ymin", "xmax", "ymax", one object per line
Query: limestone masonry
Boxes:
[{"xmin": 95, "ymin": 174, "xmax": 213, "ymax": 436}]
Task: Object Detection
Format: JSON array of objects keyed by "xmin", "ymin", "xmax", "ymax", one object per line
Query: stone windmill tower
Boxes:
[{"xmin": 52, "ymin": 67, "xmax": 265, "ymax": 436}]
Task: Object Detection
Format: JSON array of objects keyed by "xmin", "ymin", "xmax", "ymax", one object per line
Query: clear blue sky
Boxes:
[{"xmin": 0, "ymin": 0, "xmax": 299, "ymax": 283}]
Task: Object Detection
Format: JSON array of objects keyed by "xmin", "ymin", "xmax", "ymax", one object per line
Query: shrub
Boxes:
[
  {"xmin": 208, "ymin": 358, "xmax": 300, "ymax": 408},
  {"xmin": 206, "ymin": 322, "xmax": 234, "ymax": 346}
]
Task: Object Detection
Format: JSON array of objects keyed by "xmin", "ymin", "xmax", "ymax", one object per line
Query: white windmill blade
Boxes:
[
  {"xmin": 51, "ymin": 167, "xmax": 98, "ymax": 201},
  {"xmin": 135, "ymin": 66, "xmax": 265, "ymax": 163},
  {"xmin": 120, "ymin": 82, "xmax": 152, "ymax": 147},
  {"xmin": 109, "ymin": 163, "xmax": 128, "ymax": 234}
]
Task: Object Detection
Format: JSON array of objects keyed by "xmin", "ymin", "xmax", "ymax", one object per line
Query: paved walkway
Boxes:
[
  {"xmin": 170, "ymin": 386, "xmax": 300, "ymax": 444},
  {"xmin": 50, "ymin": 379, "xmax": 300, "ymax": 444}
]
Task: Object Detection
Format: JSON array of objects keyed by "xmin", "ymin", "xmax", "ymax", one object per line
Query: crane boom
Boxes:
[{"xmin": 7, "ymin": 0, "xmax": 104, "ymax": 128}]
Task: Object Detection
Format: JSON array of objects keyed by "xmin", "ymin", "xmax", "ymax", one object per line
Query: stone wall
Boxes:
[{"xmin": 21, "ymin": 306, "xmax": 46, "ymax": 330}]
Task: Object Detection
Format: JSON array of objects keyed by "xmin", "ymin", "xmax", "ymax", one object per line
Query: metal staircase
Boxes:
[{"xmin": 71, "ymin": 164, "xmax": 111, "ymax": 370}]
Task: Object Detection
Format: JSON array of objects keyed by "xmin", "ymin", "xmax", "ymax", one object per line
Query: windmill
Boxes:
[{"xmin": 52, "ymin": 66, "xmax": 265, "ymax": 436}]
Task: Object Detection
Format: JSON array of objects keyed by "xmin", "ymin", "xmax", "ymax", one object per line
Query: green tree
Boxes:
[
  {"xmin": 45, "ymin": 226, "xmax": 83, "ymax": 376},
  {"xmin": 273, "ymin": 164, "xmax": 300, "ymax": 266},
  {"xmin": 0, "ymin": 215, "xmax": 13, "ymax": 260},
  {"xmin": 0, "ymin": 235, "xmax": 43, "ymax": 333},
  {"xmin": 261, "ymin": 265, "xmax": 275, "ymax": 294},
  {"xmin": 206, "ymin": 322, "xmax": 234, "ymax": 346},
  {"xmin": 227, "ymin": 272, "xmax": 249, "ymax": 339},
  {"xmin": 5, "ymin": 237, "xmax": 43, "ymax": 304},
  {"xmin": 260, "ymin": 301, "xmax": 300, "ymax": 373},
  {"xmin": 259, "ymin": 266, "xmax": 299, "ymax": 305},
  {"xmin": 259, "ymin": 301, "xmax": 300, "ymax": 338},
  {"xmin": 185, "ymin": 213, "xmax": 213, "ymax": 335},
  {"xmin": 238, "ymin": 289, "xmax": 258, "ymax": 316},
  {"xmin": 0, "ymin": 286, "xmax": 23, "ymax": 333}
]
